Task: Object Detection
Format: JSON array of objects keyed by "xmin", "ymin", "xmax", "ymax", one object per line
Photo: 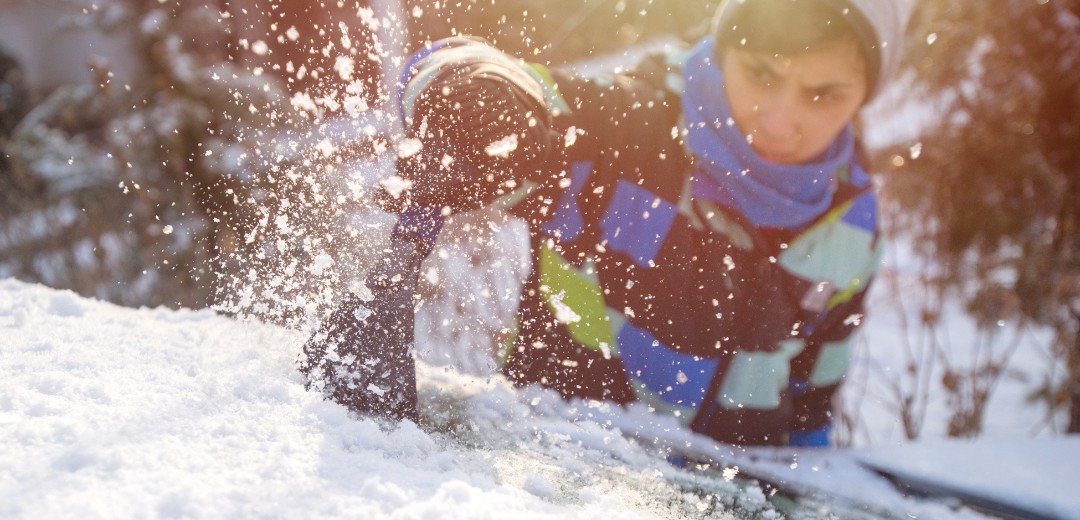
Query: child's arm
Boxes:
[
  {"xmin": 299, "ymin": 38, "xmax": 563, "ymax": 420},
  {"xmin": 379, "ymin": 37, "xmax": 561, "ymax": 218}
]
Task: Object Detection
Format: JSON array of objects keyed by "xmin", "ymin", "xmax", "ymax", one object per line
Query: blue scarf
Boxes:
[{"xmin": 682, "ymin": 37, "xmax": 855, "ymax": 231}]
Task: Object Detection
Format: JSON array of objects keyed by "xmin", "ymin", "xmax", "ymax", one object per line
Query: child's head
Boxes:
[
  {"xmin": 713, "ymin": 0, "xmax": 913, "ymax": 101},
  {"xmin": 711, "ymin": 0, "xmax": 913, "ymax": 164}
]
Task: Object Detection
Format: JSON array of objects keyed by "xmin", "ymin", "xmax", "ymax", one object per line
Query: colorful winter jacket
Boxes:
[{"xmin": 398, "ymin": 38, "xmax": 883, "ymax": 447}]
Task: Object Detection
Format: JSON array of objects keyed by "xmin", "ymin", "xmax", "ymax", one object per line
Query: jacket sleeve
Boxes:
[
  {"xmin": 788, "ymin": 274, "xmax": 876, "ymax": 439},
  {"xmin": 785, "ymin": 199, "xmax": 882, "ymax": 445}
]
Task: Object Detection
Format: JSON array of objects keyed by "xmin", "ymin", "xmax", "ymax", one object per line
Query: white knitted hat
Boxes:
[{"xmin": 712, "ymin": 0, "xmax": 916, "ymax": 100}]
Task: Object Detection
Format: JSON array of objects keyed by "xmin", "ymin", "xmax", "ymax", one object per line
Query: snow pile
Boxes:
[
  {"xmin": 0, "ymin": 279, "xmax": 743, "ymax": 519},
  {"xmin": 3, "ymin": 277, "xmax": 1075, "ymax": 519}
]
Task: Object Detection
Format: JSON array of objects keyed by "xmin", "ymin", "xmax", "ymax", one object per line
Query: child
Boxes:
[{"xmin": 301, "ymin": 0, "xmax": 914, "ymax": 447}]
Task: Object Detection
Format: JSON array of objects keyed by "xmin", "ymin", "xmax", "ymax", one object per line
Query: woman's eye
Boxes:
[
  {"xmin": 747, "ymin": 64, "xmax": 775, "ymax": 86},
  {"xmin": 743, "ymin": 60, "xmax": 777, "ymax": 87}
]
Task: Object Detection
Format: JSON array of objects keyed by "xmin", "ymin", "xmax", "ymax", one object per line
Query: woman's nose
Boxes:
[{"xmin": 754, "ymin": 98, "xmax": 799, "ymax": 142}]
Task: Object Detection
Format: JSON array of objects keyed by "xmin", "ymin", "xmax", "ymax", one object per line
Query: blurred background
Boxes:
[{"xmin": 0, "ymin": 0, "xmax": 1077, "ymax": 445}]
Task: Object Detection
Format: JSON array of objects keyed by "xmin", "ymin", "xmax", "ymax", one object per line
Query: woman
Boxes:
[{"xmin": 302, "ymin": 0, "xmax": 914, "ymax": 447}]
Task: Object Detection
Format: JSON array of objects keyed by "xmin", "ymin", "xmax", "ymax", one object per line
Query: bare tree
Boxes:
[{"xmin": 879, "ymin": 0, "xmax": 1080, "ymax": 432}]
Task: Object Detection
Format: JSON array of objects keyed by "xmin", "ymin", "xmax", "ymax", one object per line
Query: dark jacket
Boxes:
[{"xmin": 398, "ymin": 39, "xmax": 882, "ymax": 446}]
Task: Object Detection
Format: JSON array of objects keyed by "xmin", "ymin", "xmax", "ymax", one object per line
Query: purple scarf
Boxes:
[{"xmin": 682, "ymin": 37, "xmax": 855, "ymax": 231}]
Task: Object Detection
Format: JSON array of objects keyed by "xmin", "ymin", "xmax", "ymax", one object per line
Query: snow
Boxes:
[
  {"xmin": 3, "ymin": 273, "xmax": 1077, "ymax": 519},
  {"xmin": 860, "ymin": 438, "xmax": 1080, "ymax": 520},
  {"xmin": 0, "ymin": 279, "xmax": 736, "ymax": 519}
]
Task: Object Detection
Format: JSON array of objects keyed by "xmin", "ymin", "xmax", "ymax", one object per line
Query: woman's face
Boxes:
[{"xmin": 721, "ymin": 40, "xmax": 868, "ymax": 165}]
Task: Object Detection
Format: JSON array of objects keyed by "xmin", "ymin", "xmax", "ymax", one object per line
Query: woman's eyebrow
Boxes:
[
  {"xmin": 745, "ymin": 55, "xmax": 786, "ymax": 75},
  {"xmin": 740, "ymin": 52, "xmax": 860, "ymax": 93},
  {"xmin": 803, "ymin": 80, "xmax": 857, "ymax": 93}
]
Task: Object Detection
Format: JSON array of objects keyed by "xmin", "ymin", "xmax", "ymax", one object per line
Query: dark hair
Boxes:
[{"xmin": 713, "ymin": 0, "xmax": 878, "ymax": 89}]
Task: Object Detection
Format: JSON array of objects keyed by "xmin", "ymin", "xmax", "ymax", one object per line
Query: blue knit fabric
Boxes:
[{"xmin": 682, "ymin": 37, "xmax": 856, "ymax": 231}]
